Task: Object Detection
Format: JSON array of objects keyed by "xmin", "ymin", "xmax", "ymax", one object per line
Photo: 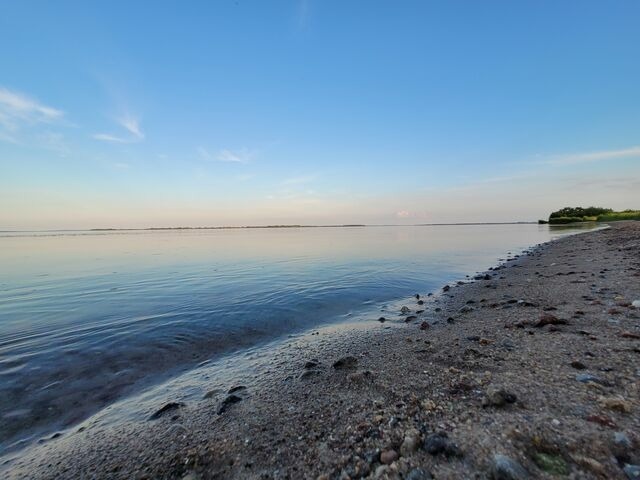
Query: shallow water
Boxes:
[{"xmin": 0, "ymin": 224, "xmax": 596, "ymax": 452}]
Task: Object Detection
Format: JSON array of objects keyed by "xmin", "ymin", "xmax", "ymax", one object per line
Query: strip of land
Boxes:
[{"xmin": 5, "ymin": 222, "xmax": 640, "ymax": 479}]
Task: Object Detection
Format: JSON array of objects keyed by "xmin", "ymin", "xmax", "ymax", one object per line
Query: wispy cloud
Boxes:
[
  {"xmin": 542, "ymin": 146, "xmax": 640, "ymax": 166},
  {"xmin": 93, "ymin": 113, "xmax": 144, "ymax": 143},
  {"xmin": 0, "ymin": 87, "xmax": 64, "ymax": 143},
  {"xmin": 281, "ymin": 174, "xmax": 317, "ymax": 185},
  {"xmin": 198, "ymin": 147, "xmax": 252, "ymax": 164}
]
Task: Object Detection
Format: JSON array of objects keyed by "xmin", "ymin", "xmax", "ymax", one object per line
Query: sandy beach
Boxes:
[{"xmin": 4, "ymin": 222, "xmax": 639, "ymax": 479}]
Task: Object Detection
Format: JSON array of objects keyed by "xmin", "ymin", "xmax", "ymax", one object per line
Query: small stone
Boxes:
[
  {"xmin": 333, "ymin": 356, "xmax": 358, "ymax": 369},
  {"xmin": 420, "ymin": 321, "xmax": 430, "ymax": 330},
  {"xmin": 570, "ymin": 361, "xmax": 587, "ymax": 370},
  {"xmin": 443, "ymin": 285, "xmax": 450, "ymax": 292},
  {"xmin": 599, "ymin": 395, "xmax": 632, "ymax": 413},
  {"xmin": 483, "ymin": 387, "xmax": 517, "ymax": 407},
  {"xmin": 401, "ymin": 306, "xmax": 411, "ymax": 314},
  {"xmin": 380, "ymin": 449, "xmax": 398, "ymax": 465},
  {"xmin": 423, "ymin": 432, "xmax": 461, "ymax": 457},
  {"xmin": 400, "ymin": 430, "xmax": 421, "ymax": 456},
  {"xmin": 217, "ymin": 394, "xmax": 242, "ymax": 414},
  {"xmin": 378, "ymin": 317, "xmax": 386, "ymax": 323},
  {"xmin": 490, "ymin": 454, "xmax": 529, "ymax": 480},
  {"xmin": 417, "ymin": 300, "xmax": 424, "ymax": 305},
  {"xmin": 405, "ymin": 315, "xmax": 417, "ymax": 322}
]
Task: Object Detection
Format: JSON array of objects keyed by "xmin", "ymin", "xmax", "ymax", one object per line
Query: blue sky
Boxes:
[{"xmin": 1, "ymin": 1, "xmax": 639, "ymax": 229}]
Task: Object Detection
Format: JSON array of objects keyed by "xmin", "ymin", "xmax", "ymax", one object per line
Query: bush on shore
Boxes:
[{"xmin": 546, "ymin": 207, "xmax": 640, "ymax": 224}]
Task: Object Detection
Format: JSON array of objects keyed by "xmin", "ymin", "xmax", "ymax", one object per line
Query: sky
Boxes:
[{"xmin": 1, "ymin": 0, "xmax": 639, "ymax": 229}]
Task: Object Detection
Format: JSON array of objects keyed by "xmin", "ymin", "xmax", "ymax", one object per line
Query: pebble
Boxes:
[
  {"xmin": 490, "ymin": 454, "xmax": 529, "ymax": 480},
  {"xmin": 400, "ymin": 430, "xmax": 421, "ymax": 455},
  {"xmin": 632, "ymin": 300, "xmax": 640, "ymax": 308},
  {"xmin": 599, "ymin": 395, "xmax": 632, "ymax": 413},
  {"xmin": 423, "ymin": 432, "xmax": 461, "ymax": 457},
  {"xmin": 379, "ymin": 449, "xmax": 398, "ymax": 464},
  {"xmin": 570, "ymin": 361, "xmax": 587, "ymax": 370}
]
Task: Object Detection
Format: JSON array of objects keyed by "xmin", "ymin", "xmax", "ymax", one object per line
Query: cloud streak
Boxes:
[
  {"xmin": 93, "ymin": 113, "xmax": 144, "ymax": 143},
  {"xmin": 543, "ymin": 146, "xmax": 640, "ymax": 166},
  {"xmin": 198, "ymin": 147, "xmax": 252, "ymax": 163},
  {"xmin": 0, "ymin": 87, "xmax": 64, "ymax": 143}
]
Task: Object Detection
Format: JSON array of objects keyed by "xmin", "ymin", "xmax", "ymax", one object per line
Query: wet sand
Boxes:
[{"xmin": 4, "ymin": 222, "xmax": 640, "ymax": 479}]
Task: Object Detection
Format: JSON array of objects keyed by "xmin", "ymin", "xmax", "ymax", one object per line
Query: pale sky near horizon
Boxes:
[{"xmin": 1, "ymin": 1, "xmax": 639, "ymax": 230}]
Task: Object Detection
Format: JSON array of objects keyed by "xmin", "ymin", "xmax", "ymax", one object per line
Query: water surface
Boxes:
[{"xmin": 0, "ymin": 224, "xmax": 595, "ymax": 452}]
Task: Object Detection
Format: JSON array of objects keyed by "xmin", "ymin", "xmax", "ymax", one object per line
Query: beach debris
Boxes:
[
  {"xmin": 482, "ymin": 387, "xmax": 517, "ymax": 407},
  {"xmin": 586, "ymin": 414, "xmax": 617, "ymax": 428},
  {"xmin": 621, "ymin": 331, "xmax": 640, "ymax": 339},
  {"xmin": 575, "ymin": 373, "xmax": 604, "ymax": 384},
  {"xmin": 490, "ymin": 454, "xmax": 529, "ymax": 480},
  {"xmin": 333, "ymin": 356, "xmax": 358, "ymax": 369},
  {"xmin": 149, "ymin": 402, "xmax": 184, "ymax": 420},
  {"xmin": 217, "ymin": 394, "xmax": 242, "ymax": 414},
  {"xmin": 534, "ymin": 314, "xmax": 567, "ymax": 328},
  {"xmin": 423, "ymin": 432, "xmax": 462, "ymax": 457},
  {"xmin": 379, "ymin": 449, "xmax": 399, "ymax": 465}
]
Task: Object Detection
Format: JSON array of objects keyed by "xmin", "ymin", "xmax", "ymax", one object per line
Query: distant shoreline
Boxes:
[{"xmin": 0, "ymin": 221, "xmax": 540, "ymax": 234}]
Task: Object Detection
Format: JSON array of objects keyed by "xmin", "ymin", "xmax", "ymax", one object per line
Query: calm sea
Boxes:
[{"xmin": 0, "ymin": 224, "xmax": 595, "ymax": 453}]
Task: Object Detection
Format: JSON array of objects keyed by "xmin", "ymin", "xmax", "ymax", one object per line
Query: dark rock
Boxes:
[
  {"xmin": 483, "ymin": 388, "xmax": 517, "ymax": 407},
  {"xmin": 490, "ymin": 454, "xmax": 529, "ymax": 480},
  {"xmin": 467, "ymin": 335, "xmax": 481, "ymax": 342},
  {"xmin": 443, "ymin": 285, "xmax": 450, "ymax": 292},
  {"xmin": 333, "ymin": 356, "xmax": 358, "ymax": 369},
  {"xmin": 423, "ymin": 432, "xmax": 462, "ymax": 457},
  {"xmin": 447, "ymin": 317, "xmax": 455, "ymax": 324},
  {"xmin": 420, "ymin": 321, "xmax": 430, "ymax": 330},
  {"xmin": 218, "ymin": 394, "xmax": 242, "ymax": 414},
  {"xmin": 417, "ymin": 300, "xmax": 424, "ymax": 305},
  {"xmin": 401, "ymin": 306, "xmax": 411, "ymax": 314},
  {"xmin": 149, "ymin": 402, "xmax": 184, "ymax": 420},
  {"xmin": 483, "ymin": 274, "xmax": 492, "ymax": 280},
  {"xmin": 405, "ymin": 315, "xmax": 417, "ymax": 322},
  {"xmin": 570, "ymin": 361, "xmax": 587, "ymax": 370},
  {"xmin": 378, "ymin": 317, "xmax": 386, "ymax": 323},
  {"xmin": 415, "ymin": 294, "xmax": 420, "ymax": 300}
]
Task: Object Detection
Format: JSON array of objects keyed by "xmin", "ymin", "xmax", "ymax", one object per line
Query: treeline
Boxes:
[{"xmin": 539, "ymin": 206, "xmax": 640, "ymax": 224}]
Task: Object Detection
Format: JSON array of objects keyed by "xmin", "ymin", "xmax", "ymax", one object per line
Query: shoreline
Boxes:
[{"xmin": 5, "ymin": 223, "xmax": 640, "ymax": 479}]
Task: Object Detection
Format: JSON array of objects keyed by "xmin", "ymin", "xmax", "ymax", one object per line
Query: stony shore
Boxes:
[{"xmin": 5, "ymin": 222, "xmax": 640, "ymax": 480}]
